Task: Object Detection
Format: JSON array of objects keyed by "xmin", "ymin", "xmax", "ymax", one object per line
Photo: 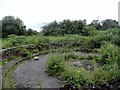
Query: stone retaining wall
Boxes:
[{"xmin": 1, "ymin": 42, "xmax": 79, "ymax": 60}]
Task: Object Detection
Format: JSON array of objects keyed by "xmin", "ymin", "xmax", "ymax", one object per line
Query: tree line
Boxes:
[
  {"xmin": 42, "ymin": 19, "xmax": 119, "ymax": 36},
  {"xmin": 1, "ymin": 16, "xmax": 119, "ymax": 38}
]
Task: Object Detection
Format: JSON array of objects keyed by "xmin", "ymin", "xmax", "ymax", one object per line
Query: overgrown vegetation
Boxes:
[
  {"xmin": 44, "ymin": 25, "xmax": 120, "ymax": 89},
  {"xmin": 46, "ymin": 45, "xmax": 120, "ymax": 88},
  {"xmin": 1, "ymin": 16, "xmax": 120, "ymax": 89},
  {"xmin": 1, "ymin": 28, "xmax": 120, "ymax": 51}
]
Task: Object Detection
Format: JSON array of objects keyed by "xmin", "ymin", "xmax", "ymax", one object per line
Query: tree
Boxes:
[
  {"xmin": 2, "ymin": 16, "xmax": 26, "ymax": 38},
  {"xmin": 42, "ymin": 19, "xmax": 86, "ymax": 36},
  {"xmin": 42, "ymin": 20, "xmax": 59, "ymax": 36},
  {"xmin": 15, "ymin": 18, "xmax": 26, "ymax": 35},
  {"xmin": 101, "ymin": 19, "xmax": 119, "ymax": 29},
  {"xmin": 90, "ymin": 20, "xmax": 102, "ymax": 30},
  {"xmin": 27, "ymin": 28, "xmax": 39, "ymax": 36}
]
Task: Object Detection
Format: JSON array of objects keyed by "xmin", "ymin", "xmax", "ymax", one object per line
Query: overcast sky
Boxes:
[{"xmin": 0, "ymin": 0, "xmax": 120, "ymax": 31}]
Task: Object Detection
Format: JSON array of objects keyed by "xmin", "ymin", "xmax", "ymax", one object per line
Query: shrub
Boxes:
[
  {"xmin": 94, "ymin": 63, "xmax": 120, "ymax": 84},
  {"xmin": 82, "ymin": 26, "xmax": 98, "ymax": 36},
  {"xmin": 98, "ymin": 43, "xmax": 120, "ymax": 64},
  {"xmin": 60, "ymin": 66, "xmax": 94, "ymax": 88},
  {"xmin": 46, "ymin": 54, "xmax": 65, "ymax": 76},
  {"xmin": 111, "ymin": 35, "xmax": 120, "ymax": 46},
  {"xmin": 8, "ymin": 35, "xmax": 26, "ymax": 46}
]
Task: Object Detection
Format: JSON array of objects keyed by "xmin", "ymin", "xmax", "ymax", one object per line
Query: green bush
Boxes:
[
  {"xmin": 46, "ymin": 54, "xmax": 65, "ymax": 76},
  {"xmin": 7, "ymin": 35, "xmax": 26, "ymax": 46},
  {"xmin": 98, "ymin": 43, "xmax": 120, "ymax": 64},
  {"xmin": 94, "ymin": 63, "xmax": 120, "ymax": 84},
  {"xmin": 111, "ymin": 35, "xmax": 120, "ymax": 46},
  {"xmin": 60, "ymin": 67, "xmax": 94, "ymax": 87},
  {"xmin": 82, "ymin": 26, "xmax": 98, "ymax": 36}
]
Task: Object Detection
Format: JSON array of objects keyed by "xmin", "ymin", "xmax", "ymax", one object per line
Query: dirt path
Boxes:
[
  {"xmin": 11, "ymin": 52, "xmax": 98, "ymax": 88},
  {"xmin": 12, "ymin": 55, "xmax": 61, "ymax": 88}
]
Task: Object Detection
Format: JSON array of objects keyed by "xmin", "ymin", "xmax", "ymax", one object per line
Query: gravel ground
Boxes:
[{"xmin": 12, "ymin": 55, "xmax": 61, "ymax": 88}]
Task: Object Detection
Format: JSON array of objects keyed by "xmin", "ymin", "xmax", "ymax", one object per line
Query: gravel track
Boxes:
[
  {"xmin": 12, "ymin": 55, "xmax": 61, "ymax": 88},
  {"xmin": 11, "ymin": 52, "xmax": 98, "ymax": 89}
]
